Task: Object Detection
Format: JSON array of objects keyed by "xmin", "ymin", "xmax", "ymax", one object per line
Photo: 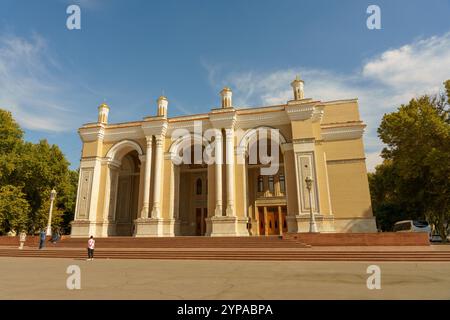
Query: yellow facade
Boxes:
[{"xmin": 71, "ymin": 78, "xmax": 376, "ymax": 237}]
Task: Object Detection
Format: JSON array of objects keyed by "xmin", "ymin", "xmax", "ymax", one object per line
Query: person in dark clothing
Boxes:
[{"xmin": 38, "ymin": 230, "xmax": 46, "ymax": 249}]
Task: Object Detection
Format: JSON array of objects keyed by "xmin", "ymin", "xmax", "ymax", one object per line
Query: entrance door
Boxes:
[
  {"xmin": 258, "ymin": 208, "xmax": 265, "ymax": 235},
  {"xmin": 267, "ymin": 207, "xmax": 277, "ymax": 235},
  {"xmin": 195, "ymin": 208, "xmax": 207, "ymax": 236},
  {"xmin": 281, "ymin": 206, "xmax": 288, "ymax": 233},
  {"xmin": 258, "ymin": 206, "xmax": 288, "ymax": 236}
]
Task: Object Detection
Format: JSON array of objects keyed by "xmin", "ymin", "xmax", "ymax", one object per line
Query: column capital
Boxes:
[
  {"xmin": 102, "ymin": 157, "xmax": 121, "ymax": 169},
  {"xmin": 225, "ymin": 127, "xmax": 234, "ymax": 138},
  {"xmin": 155, "ymin": 134, "xmax": 165, "ymax": 146},
  {"xmin": 215, "ymin": 130, "xmax": 223, "ymax": 140}
]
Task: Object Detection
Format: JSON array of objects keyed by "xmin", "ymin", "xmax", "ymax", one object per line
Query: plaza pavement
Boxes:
[{"xmin": 0, "ymin": 257, "xmax": 449, "ymax": 299}]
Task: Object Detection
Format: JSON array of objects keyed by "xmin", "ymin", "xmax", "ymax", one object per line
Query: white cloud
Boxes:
[
  {"xmin": 205, "ymin": 32, "xmax": 450, "ymax": 161},
  {"xmin": 365, "ymin": 152, "xmax": 383, "ymax": 173},
  {"xmin": 0, "ymin": 34, "xmax": 80, "ymax": 132}
]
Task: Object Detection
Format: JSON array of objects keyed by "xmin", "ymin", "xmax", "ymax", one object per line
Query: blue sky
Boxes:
[{"xmin": 1, "ymin": 0, "xmax": 449, "ymax": 171}]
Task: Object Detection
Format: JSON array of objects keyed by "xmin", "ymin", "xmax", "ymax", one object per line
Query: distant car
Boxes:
[
  {"xmin": 393, "ymin": 220, "xmax": 432, "ymax": 239},
  {"xmin": 430, "ymin": 233, "xmax": 443, "ymax": 242}
]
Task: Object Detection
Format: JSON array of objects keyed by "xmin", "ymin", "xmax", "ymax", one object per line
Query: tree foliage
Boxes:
[
  {"xmin": 0, "ymin": 185, "xmax": 29, "ymax": 233},
  {"xmin": 0, "ymin": 109, "xmax": 78, "ymax": 235},
  {"xmin": 370, "ymin": 80, "xmax": 450, "ymax": 240}
]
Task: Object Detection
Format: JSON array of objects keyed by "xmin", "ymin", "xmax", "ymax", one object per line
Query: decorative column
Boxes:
[
  {"xmin": 207, "ymin": 91, "xmax": 239, "ymax": 236},
  {"xmin": 151, "ymin": 134, "xmax": 164, "ymax": 218},
  {"xmin": 174, "ymin": 165, "xmax": 180, "ymax": 220},
  {"xmin": 162, "ymin": 154, "xmax": 179, "ymax": 237},
  {"xmin": 235, "ymin": 146, "xmax": 250, "ymax": 236},
  {"xmin": 140, "ymin": 136, "xmax": 152, "ymax": 218},
  {"xmin": 137, "ymin": 97, "xmax": 168, "ymax": 237},
  {"xmin": 214, "ymin": 130, "xmax": 223, "ymax": 217},
  {"xmin": 264, "ymin": 206, "xmax": 268, "ymax": 236},
  {"xmin": 101, "ymin": 160, "xmax": 120, "ymax": 236},
  {"xmin": 278, "ymin": 206, "xmax": 283, "ymax": 236},
  {"xmin": 225, "ymin": 128, "xmax": 235, "ymax": 216}
]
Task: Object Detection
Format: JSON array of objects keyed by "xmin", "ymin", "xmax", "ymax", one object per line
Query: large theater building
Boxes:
[{"xmin": 71, "ymin": 76, "xmax": 376, "ymax": 237}]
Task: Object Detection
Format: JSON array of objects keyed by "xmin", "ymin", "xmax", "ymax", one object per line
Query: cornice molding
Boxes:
[
  {"xmin": 235, "ymin": 110, "xmax": 290, "ymax": 129},
  {"xmin": 78, "ymin": 125, "xmax": 105, "ymax": 142},
  {"xmin": 103, "ymin": 126, "xmax": 143, "ymax": 143},
  {"xmin": 141, "ymin": 118, "xmax": 168, "ymax": 137},
  {"xmin": 209, "ymin": 109, "xmax": 237, "ymax": 129},
  {"xmin": 321, "ymin": 125, "xmax": 365, "ymax": 141},
  {"xmin": 284, "ymin": 102, "xmax": 324, "ymax": 123},
  {"xmin": 326, "ymin": 158, "xmax": 366, "ymax": 165}
]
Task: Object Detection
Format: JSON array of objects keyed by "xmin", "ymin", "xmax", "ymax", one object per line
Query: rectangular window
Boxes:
[
  {"xmin": 279, "ymin": 174, "xmax": 285, "ymax": 193},
  {"xmin": 257, "ymin": 176, "xmax": 264, "ymax": 192},
  {"xmin": 268, "ymin": 176, "xmax": 274, "ymax": 193}
]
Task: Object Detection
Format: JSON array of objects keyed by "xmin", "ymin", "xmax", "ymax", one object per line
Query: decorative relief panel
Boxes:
[
  {"xmin": 296, "ymin": 153, "xmax": 319, "ymax": 213},
  {"xmin": 76, "ymin": 169, "xmax": 93, "ymax": 219}
]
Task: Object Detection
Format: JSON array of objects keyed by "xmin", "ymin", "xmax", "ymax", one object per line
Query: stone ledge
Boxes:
[{"xmin": 283, "ymin": 232, "xmax": 430, "ymax": 246}]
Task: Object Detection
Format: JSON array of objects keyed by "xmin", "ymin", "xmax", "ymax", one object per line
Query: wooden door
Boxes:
[
  {"xmin": 281, "ymin": 206, "xmax": 288, "ymax": 233},
  {"xmin": 201, "ymin": 208, "xmax": 207, "ymax": 235},
  {"xmin": 195, "ymin": 208, "xmax": 202, "ymax": 236},
  {"xmin": 195, "ymin": 208, "xmax": 207, "ymax": 236},
  {"xmin": 267, "ymin": 209, "xmax": 276, "ymax": 235},
  {"xmin": 258, "ymin": 208, "xmax": 265, "ymax": 235}
]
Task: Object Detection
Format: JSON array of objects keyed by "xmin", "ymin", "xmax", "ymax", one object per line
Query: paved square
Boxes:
[{"xmin": 0, "ymin": 257, "xmax": 449, "ymax": 299}]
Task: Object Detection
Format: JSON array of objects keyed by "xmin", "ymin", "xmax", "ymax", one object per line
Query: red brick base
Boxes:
[
  {"xmin": 283, "ymin": 232, "xmax": 430, "ymax": 246},
  {"xmin": 0, "ymin": 235, "xmax": 69, "ymax": 247}
]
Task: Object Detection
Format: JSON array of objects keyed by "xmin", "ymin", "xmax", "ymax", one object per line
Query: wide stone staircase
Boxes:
[{"xmin": 1, "ymin": 236, "xmax": 450, "ymax": 261}]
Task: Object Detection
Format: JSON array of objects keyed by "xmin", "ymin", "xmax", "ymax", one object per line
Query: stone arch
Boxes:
[
  {"xmin": 106, "ymin": 139, "xmax": 144, "ymax": 163},
  {"xmin": 168, "ymin": 133, "xmax": 211, "ymax": 164},
  {"xmin": 104, "ymin": 140, "xmax": 142, "ymax": 237},
  {"xmin": 238, "ymin": 126, "xmax": 289, "ymax": 237},
  {"xmin": 238, "ymin": 126, "xmax": 287, "ymax": 156},
  {"xmin": 169, "ymin": 133, "xmax": 209, "ymax": 236}
]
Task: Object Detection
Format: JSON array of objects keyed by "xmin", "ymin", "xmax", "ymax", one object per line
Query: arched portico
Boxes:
[
  {"xmin": 237, "ymin": 127, "xmax": 289, "ymax": 236},
  {"xmin": 168, "ymin": 134, "xmax": 210, "ymax": 236},
  {"xmin": 102, "ymin": 140, "xmax": 143, "ymax": 236}
]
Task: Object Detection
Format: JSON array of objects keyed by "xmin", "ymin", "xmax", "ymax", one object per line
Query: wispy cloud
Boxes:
[
  {"xmin": 204, "ymin": 32, "xmax": 450, "ymax": 172},
  {"xmin": 0, "ymin": 33, "xmax": 82, "ymax": 132},
  {"xmin": 60, "ymin": 0, "xmax": 105, "ymax": 10}
]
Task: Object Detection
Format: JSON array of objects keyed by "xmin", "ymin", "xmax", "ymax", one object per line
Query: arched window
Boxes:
[{"xmin": 196, "ymin": 178, "xmax": 202, "ymax": 195}]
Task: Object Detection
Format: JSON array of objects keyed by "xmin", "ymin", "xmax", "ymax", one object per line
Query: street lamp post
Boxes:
[
  {"xmin": 305, "ymin": 176, "xmax": 318, "ymax": 233},
  {"xmin": 46, "ymin": 188, "xmax": 57, "ymax": 236}
]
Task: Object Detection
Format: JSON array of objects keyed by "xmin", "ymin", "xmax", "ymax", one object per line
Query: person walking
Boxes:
[
  {"xmin": 87, "ymin": 236, "xmax": 95, "ymax": 261},
  {"xmin": 38, "ymin": 229, "xmax": 46, "ymax": 249},
  {"xmin": 51, "ymin": 228, "xmax": 59, "ymax": 244},
  {"xmin": 19, "ymin": 231, "xmax": 27, "ymax": 250}
]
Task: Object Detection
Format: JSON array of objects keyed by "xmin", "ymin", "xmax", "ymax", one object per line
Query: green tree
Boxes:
[
  {"xmin": 17, "ymin": 140, "xmax": 76, "ymax": 234},
  {"xmin": 0, "ymin": 108, "xmax": 78, "ymax": 235},
  {"xmin": 0, "ymin": 110, "xmax": 23, "ymax": 186},
  {"xmin": 373, "ymin": 80, "xmax": 450, "ymax": 240},
  {"xmin": 0, "ymin": 185, "xmax": 30, "ymax": 234}
]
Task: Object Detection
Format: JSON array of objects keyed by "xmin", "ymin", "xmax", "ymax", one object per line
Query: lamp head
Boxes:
[
  {"xmin": 50, "ymin": 188, "xmax": 57, "ymax": 200},
  {"xmin": 305, "ymin": 176, "xmax": 313, "ymax": 190}
]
